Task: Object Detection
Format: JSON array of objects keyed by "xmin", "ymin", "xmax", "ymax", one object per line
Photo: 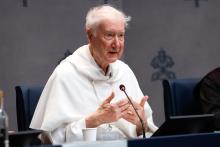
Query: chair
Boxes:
[
  {"xmin": 15, "ymin": 85, "xmax": 43, "ymax": 131},
  {"xmin": 162, "ymin": 78, "xmax": 202, "ymax": 120}
]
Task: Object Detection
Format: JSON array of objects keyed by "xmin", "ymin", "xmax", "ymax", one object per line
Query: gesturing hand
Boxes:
[
  {"xmin": 122, "ymin": 96, "xmax": 149, "ymax": 136},
  {"xmin": 85, "ymin": 92, "xmax": 130, "ymax": 128}
]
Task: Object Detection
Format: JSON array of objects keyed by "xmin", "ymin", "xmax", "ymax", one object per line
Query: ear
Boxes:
[{"xmin": 86, "ymin": 28, "xmax": 94, "ymax": 41}]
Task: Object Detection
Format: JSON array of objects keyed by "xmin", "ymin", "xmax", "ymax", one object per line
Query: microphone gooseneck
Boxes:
[{"xmin": 119, "ymin": 84, "xmax": 146, "ymax": 138}]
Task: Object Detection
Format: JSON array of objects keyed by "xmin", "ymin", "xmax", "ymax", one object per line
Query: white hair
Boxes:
[{"xmin": 85, "ymin": 5, "xmax": 131, "ymax": 31}]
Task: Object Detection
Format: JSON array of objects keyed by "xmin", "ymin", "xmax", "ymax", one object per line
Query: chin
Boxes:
[{"xmin": 108, "ymin": 58, "xmax": 118, "ymax": 63}]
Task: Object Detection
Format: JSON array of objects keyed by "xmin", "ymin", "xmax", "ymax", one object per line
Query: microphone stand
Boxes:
[{"xmin": 119, "ymin": 85, "xmax": 146, "ymax": 138}]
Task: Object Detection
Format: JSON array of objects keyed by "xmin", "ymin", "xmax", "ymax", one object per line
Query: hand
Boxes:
[
  {"xmin": 122, "ymin": 96, "xmax": 149, "ymax": 136},
  {"xmin": 85, "ymin": 92, "xmax": 130, "ymax": 128}
]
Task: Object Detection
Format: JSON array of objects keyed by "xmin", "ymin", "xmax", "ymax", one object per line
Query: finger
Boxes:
[
  {"xmin": 122, "ymin": 114, "xmax": 135, "ymax": 122},
  {"xmin": 102, "ymin": 92, "xmax": 115, "ymax": 104},
  {"xmin": 119, "ymin": 102, "xmax": 130, "ymax": 113},
  {"xmin": 128, "ymin": 105, "xmax": 137, "ymax": 115},
  {"xmin": 127, "ymin": 110, "xmax": 134, "ymax": 115},
  {"xmin": 116, "ymin": 99, "xmax": 129, "ymax": 107},
  {"xmin": 139, "ymin": 96, "xmax": 148, "ymax": 107},
  {"xmin": 128, "ymin": 99, "xmax": 139, "ymax": 109}
]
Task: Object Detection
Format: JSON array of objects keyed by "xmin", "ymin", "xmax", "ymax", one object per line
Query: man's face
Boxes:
[{"xmin": 89, "ymin": 19, "xmax": 125, "ymax": 68}]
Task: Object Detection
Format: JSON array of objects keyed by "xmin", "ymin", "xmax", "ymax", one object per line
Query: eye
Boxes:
[
  {"xmin": 118, "ymin": 33, "xmax": 125, "ymax": 39},
  {"xmin": 104, "ymin": 32, "xmax": 114, "ymax": 40},
  {"xmin": 119, "ymin": 33, "xmax": 125, "ymax": 38}
]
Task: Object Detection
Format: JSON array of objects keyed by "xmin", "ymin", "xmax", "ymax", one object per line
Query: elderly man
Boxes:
[{"xmin": 30, "ymin": 5, "xmax": 157, "ymax": 144}]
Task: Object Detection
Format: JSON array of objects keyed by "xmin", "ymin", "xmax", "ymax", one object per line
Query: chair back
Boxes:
[
  {"xmin": 163, "ymin": 78, "xmax": 201, "ymax": 120},
  {"xmin": 15, "ymin": 85, "xmax": 43, "ymax": 131}
]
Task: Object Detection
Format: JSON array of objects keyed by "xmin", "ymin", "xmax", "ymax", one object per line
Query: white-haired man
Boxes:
[{"xmin": 30, "ymin": 5, "xmax": 158, "ymax": 144}]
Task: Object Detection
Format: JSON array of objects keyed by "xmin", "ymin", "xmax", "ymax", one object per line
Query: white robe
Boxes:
[{"xmin": 30, "ymin": 45, "xmax": 158, "ymax": 144}]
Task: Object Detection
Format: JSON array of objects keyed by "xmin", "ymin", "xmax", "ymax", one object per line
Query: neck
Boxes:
[{"xmin": 89, "ymin": 46, "xmax": 109, "ymax": 74}]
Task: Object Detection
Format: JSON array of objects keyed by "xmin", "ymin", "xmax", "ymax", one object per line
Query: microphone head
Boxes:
[{"xmin": 119, "ymin": 84, "xmax": 125, "ymax": 91}]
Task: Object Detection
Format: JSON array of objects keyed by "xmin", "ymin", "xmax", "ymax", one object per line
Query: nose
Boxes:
[{"xmin": 112, "ymin": 36, "xmax": 121, "ymax": 49}]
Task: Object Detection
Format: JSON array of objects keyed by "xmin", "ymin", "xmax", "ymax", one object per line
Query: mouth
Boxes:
[
  {"xmin": 109, "ymin": 51, "xmax": 118, "ymax": 54},
  {"xmin": 108, "ymin": 52, "xmax": 119, "ymax": 57},
  {"xmin": 109, "ymin": 50, "xmax": 119, "ymax": 54}
]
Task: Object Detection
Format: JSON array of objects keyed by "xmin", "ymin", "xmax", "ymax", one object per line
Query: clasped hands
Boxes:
[{"xmin": 86, "ymin": 92, "xmax": 149, "ymax": 136}]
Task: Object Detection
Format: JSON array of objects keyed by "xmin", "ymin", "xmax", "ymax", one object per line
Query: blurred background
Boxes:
[{"xmin": 1, "ymin": 0, "xmax": 220, "ymax": 131}]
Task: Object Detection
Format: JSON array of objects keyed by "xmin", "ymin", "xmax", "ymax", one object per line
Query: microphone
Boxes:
[{"xmin": 119, "ymin": 84, "xmax": 146, "ymax": 138}]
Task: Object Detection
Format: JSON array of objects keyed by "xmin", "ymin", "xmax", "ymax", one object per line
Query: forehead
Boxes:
[{"xmin": 98, "ymin": 19, "xmax": 125, "ymax": 32}]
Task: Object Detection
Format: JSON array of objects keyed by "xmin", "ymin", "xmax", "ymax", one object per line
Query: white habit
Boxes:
[{"xmin": 30, "ymin": 45, "xmax": 158, "ymax": 144}]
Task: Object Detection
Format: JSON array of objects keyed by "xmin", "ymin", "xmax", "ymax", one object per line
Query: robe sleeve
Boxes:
[
  {"xmin": 49, "ymin": 118, "xmax": 86, "ymax": 144},
  {"xmin": 30, "ymin": 62, "xmax": 90, "ymax": 144}
]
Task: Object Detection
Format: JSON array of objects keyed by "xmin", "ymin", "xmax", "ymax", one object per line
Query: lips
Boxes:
[{"xmin": 109, "ymin": 50, "xmax": 119, "ymax": 53}]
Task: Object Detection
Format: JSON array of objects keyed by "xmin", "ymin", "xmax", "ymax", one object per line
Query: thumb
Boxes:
[
  {"xmin": 102, "ymin": 91, "xmax": 115, "ymax": 104},
  {"xmin": 139, "ymin": 96, "xmax": 149, "ymax": 107}
]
